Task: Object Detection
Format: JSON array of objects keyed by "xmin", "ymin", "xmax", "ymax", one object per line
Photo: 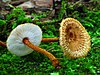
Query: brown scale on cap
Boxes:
[{"xmin": 60, "ymin": 18, "xmax": 91, "ymax": 58}]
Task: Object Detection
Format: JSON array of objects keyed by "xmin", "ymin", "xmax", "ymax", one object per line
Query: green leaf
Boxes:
[
  {"xmin": 50, "ymin": 72, "xmax": 59, "ymax": 75},
  {"xmin": 0, "ymin": 20, "xmax": 6, "ymax": 26},
  {"xmin": 84, "ymin": 22, "xmax": 94, "ymax": 27}
]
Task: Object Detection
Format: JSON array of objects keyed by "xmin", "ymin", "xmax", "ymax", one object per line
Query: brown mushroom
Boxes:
[{"xmin": 59, "ymin": 18, "xmax": 91, "ymax": 58}]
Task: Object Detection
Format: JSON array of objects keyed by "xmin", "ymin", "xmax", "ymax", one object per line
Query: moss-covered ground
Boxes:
[{"xmin": 0, "ymin": 1, "xmax": 100, "ymax": 75}]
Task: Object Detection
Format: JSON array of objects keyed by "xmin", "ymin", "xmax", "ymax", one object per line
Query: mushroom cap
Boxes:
[
  {"xmin": 59, "ymin": 18, "xmax": 91, "ymax": 58},
  {"xmin": 7, "ymin": 23, "xmax": 42, "ymax": 56}
]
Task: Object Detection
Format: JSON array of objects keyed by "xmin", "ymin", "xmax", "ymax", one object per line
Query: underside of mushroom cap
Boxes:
[
  {"xmin": 60, "ymin": 18, "xmax": 91, "ymax": 59},
  {"xmin": 7, "ymin": 23, "xmax": 42, "ymax": 56}
]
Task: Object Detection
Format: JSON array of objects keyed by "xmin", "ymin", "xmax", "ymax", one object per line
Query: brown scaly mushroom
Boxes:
[
  {"xmin": 59, "ymin": 18, "xmax": 91, "ymax": 58},
  {"xmin": 6, "ymin": 23, "xmax": 60, "ymax": 69},
  {"xmin": 40, "ymin": 18, "xmax": 91, "ymax": 59}
]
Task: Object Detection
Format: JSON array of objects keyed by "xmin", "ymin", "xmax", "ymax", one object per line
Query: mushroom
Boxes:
[
  {"xmin": 7, "ymin": 23, "xmax": 42, "ymax": 56},
  {"xmin": 6, "ymin": 23, "xmax": 60, "ymax": 69},
  {"xmin": 41, "ymin": 38, "xmax": 59, "ymax": 42},
  {"xmin": 39, "ymin": 18, "xmax": 91, "ymax": 59},
  {"xmin": 59, "ymin": 18, "xmax": 91, "ymax": 58},
  {"xmin": 0, "ymin": 18, "xmax": 91, "ymax": 66}
]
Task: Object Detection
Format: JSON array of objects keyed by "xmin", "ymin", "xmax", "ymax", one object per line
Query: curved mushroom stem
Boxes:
[
  {"xmin": 0, "ymin": 38, "xmax": 59, "ymax": 47},
  {"xmin": 0, "ymin": 41, "xmax": 6, "ymax": 47},
  {"xmin": 41, "ymin": 38, "xmax": 59, "ymax": 42},
  {"xmin": 23, "ymin": 38, "xmax": 61, "ymax": 69}
]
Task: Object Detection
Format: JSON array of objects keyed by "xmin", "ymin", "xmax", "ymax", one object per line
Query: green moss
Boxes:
[{"xmin": 0, "ymin": 1, "xmax": 100, "ymax": 75}]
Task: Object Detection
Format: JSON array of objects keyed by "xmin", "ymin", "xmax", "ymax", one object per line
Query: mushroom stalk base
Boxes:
[
  {"xmin": 41, "ymin": 38, "xmax": 59, "ymax": 42},
  {"xmin": 23, "ymin": 38, "xmax": 61, "ymax": 69}
]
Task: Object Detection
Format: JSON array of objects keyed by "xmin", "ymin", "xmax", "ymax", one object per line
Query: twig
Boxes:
[
  {"xmin": 93, "ymin": 46, "xmax": 100, "ymax": 49},
  {"xmin": 10, "ymin": 0, "xmax": 27, "ymax": 6},
  {"xmin": 0, "ymin": 41, "xmax": 6, "ymax": 47},
  {"xmin": 32, "ymin": 19, "xmax": 60, "ymax": 25}
]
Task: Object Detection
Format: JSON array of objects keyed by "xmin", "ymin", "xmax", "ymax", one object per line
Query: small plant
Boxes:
[{"xmin": 6, "ymin": 7, "xmax": 32, "ymax": 29}]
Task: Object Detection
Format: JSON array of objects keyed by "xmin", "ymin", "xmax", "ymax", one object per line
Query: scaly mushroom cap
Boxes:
[
  {"xmin": 59, "ymin": 18, "xmax": 91, "ymax": 58},
  {"xmin": 7, "ymin": 23, "xmax": 42, "ymax": 56}
]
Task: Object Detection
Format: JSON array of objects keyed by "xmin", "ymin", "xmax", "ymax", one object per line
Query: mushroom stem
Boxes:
[
  {"xmin": 23, "ymin": 38, "xmax": 61, "ymax": 69},
  {"xmin": 0, "ymin": 41, "xmax": 6, "ymax": 47},
  {"xmin": 41, "ymin": 38, "xmax": 59, "ymax": 42}
]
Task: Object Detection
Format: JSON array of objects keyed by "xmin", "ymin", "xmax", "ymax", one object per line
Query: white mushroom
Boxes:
[
  {"xmin": 7, "ymin": 23, "xmax": 42, "ymax": 56},
  {"xmin": 6, "ymin": 23, "xmax": 60, "ymax": 69}
]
